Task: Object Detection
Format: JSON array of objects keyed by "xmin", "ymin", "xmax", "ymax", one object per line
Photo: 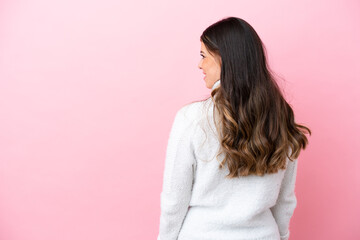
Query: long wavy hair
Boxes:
[{"xmin": 196, "ymin": 17, "xmax": 311, "ymax": 178}]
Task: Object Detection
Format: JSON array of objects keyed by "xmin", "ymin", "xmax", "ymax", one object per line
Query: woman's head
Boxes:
[
  {"xmin": 199, "ymin": 17, "xmax": 268, "ymax": 96},
  {"xmin": 197, "ymin": 17, "xmax": 311, "ymax": 178}
]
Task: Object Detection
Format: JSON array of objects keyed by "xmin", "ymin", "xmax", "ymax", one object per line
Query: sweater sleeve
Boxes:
[
  {"xmin": 157, "ymin": 107, "xmax": 196, "ymax": 240},
  {"xmin": 270, "ymin": 158, "xmax": 298, "ymax": 240}
]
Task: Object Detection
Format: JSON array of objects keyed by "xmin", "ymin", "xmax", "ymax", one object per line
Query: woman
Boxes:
[{"xmin": 157, "ymin": 17, "xmax": 311, "ymax": 240}]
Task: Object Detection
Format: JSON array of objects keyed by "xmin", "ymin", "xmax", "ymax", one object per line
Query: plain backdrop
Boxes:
[{"xmin": 0, "ymin": 0, "xmax": 359, "ymax": 239}]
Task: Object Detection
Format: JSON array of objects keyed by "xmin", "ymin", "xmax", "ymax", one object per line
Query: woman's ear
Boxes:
[{"xmin": 216, "ymin": 55, "xmax": 222, "ymax": 67}]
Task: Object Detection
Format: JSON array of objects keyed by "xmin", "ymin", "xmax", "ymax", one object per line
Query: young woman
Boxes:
[{"xmin": 157, "ymin": 17, "xmax": 311, "ymax": 240}]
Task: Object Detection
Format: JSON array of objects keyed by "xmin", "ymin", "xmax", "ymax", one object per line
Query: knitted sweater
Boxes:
[{"xmin": 157, "ymin": 80, "xmax": 298, "ymax": 240}]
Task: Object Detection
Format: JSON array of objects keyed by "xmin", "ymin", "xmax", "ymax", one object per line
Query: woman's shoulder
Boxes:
[{"xmin": 177, "ymin": 97, "xmax": 212, "ymax": 123}]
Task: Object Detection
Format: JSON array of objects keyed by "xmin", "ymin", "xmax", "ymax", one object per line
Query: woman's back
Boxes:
[{"xmin": 158, "ymin": 95, "xmax": 298, "ymax": 240}]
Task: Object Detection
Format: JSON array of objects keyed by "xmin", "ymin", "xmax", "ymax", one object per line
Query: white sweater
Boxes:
[{"xmin": 157, "ymin": 80, "xmax": 298, "ymax": 240}]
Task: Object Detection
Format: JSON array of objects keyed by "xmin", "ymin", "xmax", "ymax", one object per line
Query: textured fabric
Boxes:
[{"xmin": 157, "ymin": 80, "xmax": 298, "ymax": 240}]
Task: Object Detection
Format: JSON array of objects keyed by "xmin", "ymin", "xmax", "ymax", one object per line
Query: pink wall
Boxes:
[{"xmin": 0, "ymin": 0, "xmax": 359, "ymax": 239}]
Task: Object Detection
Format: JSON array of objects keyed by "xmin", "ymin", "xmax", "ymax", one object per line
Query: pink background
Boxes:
[{"xmin": 0, "ymin": 0, "xmax": 359, "ymax": 239}]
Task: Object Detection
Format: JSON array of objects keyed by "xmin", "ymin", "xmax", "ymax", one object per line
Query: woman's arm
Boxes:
[
  {"xmin": 270, "ymin": 158, "xmax": 298, "ymax": 240},
  {"xmin": 157, "ymin": 107, "xmax": 196, "ymax": 240}
]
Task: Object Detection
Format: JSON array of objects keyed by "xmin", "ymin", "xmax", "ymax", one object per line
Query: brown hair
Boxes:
[{"xmin": 194, "ymin": 17, "xmax": 311, "ymax": 178}]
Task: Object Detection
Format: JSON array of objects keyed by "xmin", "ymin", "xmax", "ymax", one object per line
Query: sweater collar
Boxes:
[{"xmin": 212, "ymin": 79, "xmax": 221, "ymax": 90}]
